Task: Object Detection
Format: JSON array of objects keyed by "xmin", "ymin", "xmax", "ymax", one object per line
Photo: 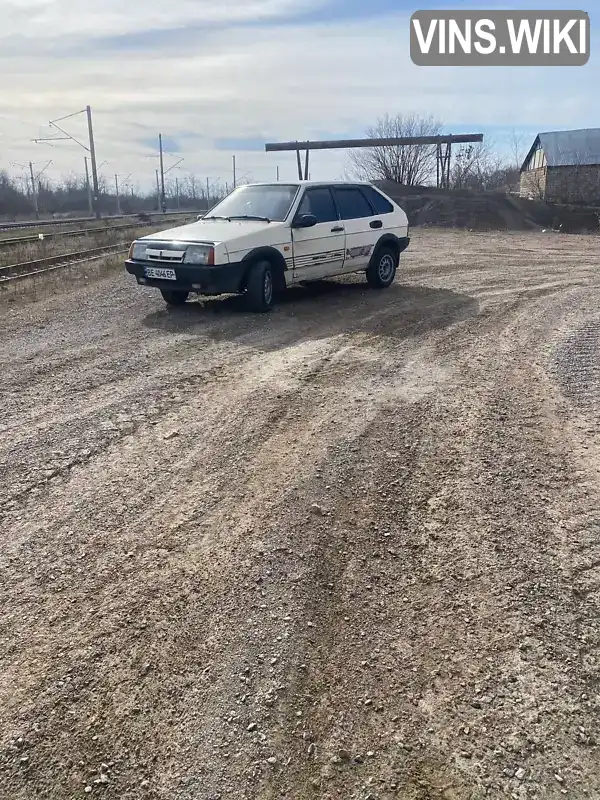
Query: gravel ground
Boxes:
[{"xmin": 0, "ymin": 228, "xmax": 599, "ymax": 800}]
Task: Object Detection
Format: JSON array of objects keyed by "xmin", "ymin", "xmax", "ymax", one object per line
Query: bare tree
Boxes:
[
  {"xmin": 451, "ymin": 142, "xmax": 491, "ymax": 189},
  {"xmin": 509, "ymin": 129, "xmax": 527, "ymax": 172},
  {"xmin": 347, "ymin": 113, "xmax": 443, "ymax": 186},
  {"xmin": 450, "ymin": 141, "xmax": 516, "ymax": 191},
  {"xmin": 482, "ymin": 163, "xmax": 521, "ymax": 193},
  {"xmin": 184, "ymin": 174, "xmax": 198, "ymax": 201}
]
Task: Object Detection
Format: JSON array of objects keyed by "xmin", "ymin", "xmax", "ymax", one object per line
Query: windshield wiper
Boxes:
[
  {"xmin": 202, "ymin": 215, "xmax": 231, "ymax": 221},
  {"xmin": 228, "ymin": 215, "xmax": 271, "ymax": 223}
]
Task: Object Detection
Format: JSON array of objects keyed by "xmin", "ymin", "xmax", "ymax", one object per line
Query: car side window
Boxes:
[
  {"xmin": 361, "ymin": 186, "xmax": 394, "ymax": 214},
  {"xmin": 296, "ymin": 188, "xmax": 338, "ymax": 223},
  {"xmin": 333, "ymin": 187, "xmax": 374, "ymax": 220}
]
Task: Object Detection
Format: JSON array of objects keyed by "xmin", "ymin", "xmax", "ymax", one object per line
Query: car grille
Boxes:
[{"xmin": 145, "ymin": 246, "xmax": 186, "ymax": 263}]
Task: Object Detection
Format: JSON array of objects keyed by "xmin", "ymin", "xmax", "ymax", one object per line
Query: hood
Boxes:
[{"xmin": 141, "ymin": 218, "xmax": 286, "ymax": 246}]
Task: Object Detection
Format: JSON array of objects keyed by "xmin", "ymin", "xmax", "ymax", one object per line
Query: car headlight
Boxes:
[
  {"xmin": 184, "ymin": 244, "xmax": 215, "ymax": 265},
  {"xmin": 129, "ymin": 241, "xmax": 147, "ymax": 260}
]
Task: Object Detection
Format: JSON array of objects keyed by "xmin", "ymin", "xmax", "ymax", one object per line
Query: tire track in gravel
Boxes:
[
  {"xmin": 0, "ymin": 323, "xmax": 453, "ymax": 701},
  {"xmin": 550, "ymin": 316, "xmax": 600, "ymax": 419},
  {"xmin": 162, "ymin": 272, "xmax": 600, "ymax": 800},
  {"xmin": 1, "ymin": 228, "xmax": 600, "ymax": 800},
  {"xmin": 0, "ymin": 262, "xmax": 466, "ymax": 800},
  {"xmin": 545, "ymin": 288, "xmax": 600, "ymax": 711},
  {"xmin": 0, "ymin": 278, "xmax": 475, "ymax": 516},
  {"xmin": 244, "ymin": 262, "xmax": 600, "ymax": 800},
  {"xmin": 249, "ymin": 280, "xmax": 598, "ymax": 800}
]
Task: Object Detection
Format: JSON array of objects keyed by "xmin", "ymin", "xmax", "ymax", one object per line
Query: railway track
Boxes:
[
  {"xmin": 0, "ymin": 216, "xmax": 193, "ymax": 248},
  {"xmin": 0, "ymin": 244, "xmax": 128, "ymax": 282},
  {"xmin": 0, "ymin": 210, "xmax": 194, "ymax": 232}
]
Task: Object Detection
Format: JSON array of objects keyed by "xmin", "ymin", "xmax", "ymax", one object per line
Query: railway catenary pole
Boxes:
[
  {"xmin": 33, "ymin": 106, "xmax": 101, "ymax": 217},
  {"xmin": 86, "ymin": 106, "xmax": 101, "ymax": 219},
  {"xmin": 84, "ymin": 158, "xmax": 93, "ymax": 216},
  {"xmin": 28, "ymin": 162, "xmax": 39, "ymax": 220},
  {"xmin": 159, "ymin": 134, "xmax": 166, "ymax": 213}
]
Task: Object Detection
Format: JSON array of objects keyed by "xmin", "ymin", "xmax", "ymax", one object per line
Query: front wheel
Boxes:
[
  {"xmin": 366, "ymin": 247, "xmax": 398, "ymax": 289},
  {"xmin": 245, "ymin": 260, "xmax": 274, "ymax": 312},
  {"xmin": 160, "ymin": 288, "xmax": 189, "ymax": 306}
]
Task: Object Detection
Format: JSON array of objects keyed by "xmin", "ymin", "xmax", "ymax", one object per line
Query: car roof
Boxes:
[{"xmin": 239, "ymin": 180, "xmax": 378, "ymax": 188}]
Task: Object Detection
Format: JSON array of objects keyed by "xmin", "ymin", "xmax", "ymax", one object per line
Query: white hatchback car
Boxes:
[{"xmin": 126, "ymin": 180, "xmax": 410, "ymax": 312}]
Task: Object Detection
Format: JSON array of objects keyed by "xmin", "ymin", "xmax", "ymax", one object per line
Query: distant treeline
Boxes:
[{"xmin": 0, "ymin": 170, "xmax": 227, "ymax": 220}]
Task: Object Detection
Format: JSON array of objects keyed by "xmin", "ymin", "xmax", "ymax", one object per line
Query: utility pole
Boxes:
[
  {"xmin": 156, "ymin": 170, "xmax": 160, "ymax": 211},
  {"xmin": 28, "ymin": 161, "xmax": 39, "ymax": 220},
  {"xmin": 159, "ymin": 133, "xmax": 166, "ymax": 212},
  {"xmin": 86, "ymin": 105, "xmax": 100, "ymax": 219},
  {"xmin": 175, "ymin": 176, "xmax": 180, "ymax": 210},
  {"xmin": 206, "ymin": 177, "xmax": 210, "ymax": 210},
  {"xmin": 84, "ymin": 157, "xmax": 93, "ymax": 216},
  {"xmin": 276, "ymin": 165, "xmax": 280, "ymax": 181},
  {"xmin": 115, "ymin": 174, "xmax": 120, "ymax": 215},
  {"xmin": 233, "ymin": 155, "xmax": 237, "ymax": 188}
]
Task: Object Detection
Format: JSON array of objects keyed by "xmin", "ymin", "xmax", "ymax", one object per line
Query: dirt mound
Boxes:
[{"xmin": 376, "ymin": 180, "xmax": 600, "ymax": 233}]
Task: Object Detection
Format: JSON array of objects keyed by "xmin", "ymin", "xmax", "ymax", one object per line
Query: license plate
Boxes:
[{"xmin": 144, "ymin": 266, "xmax": 176, "ymax": 280}]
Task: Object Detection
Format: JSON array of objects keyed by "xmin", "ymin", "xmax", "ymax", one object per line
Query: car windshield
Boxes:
[{"xmin": 205, "ymin": 184, "xmax": 298, "ymax": 222}]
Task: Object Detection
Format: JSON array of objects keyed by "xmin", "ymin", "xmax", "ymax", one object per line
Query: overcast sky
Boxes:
[{"xmin": 0, "ymin": 0, "xmax": 597, "ymax": 192}]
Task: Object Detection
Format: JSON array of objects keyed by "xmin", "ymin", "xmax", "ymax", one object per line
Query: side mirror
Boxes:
[
  {"xmin": 293, "ymin": 213, "xmax": 318, "ymax": 229},
  {"xmin": 197, "ymin": 214, "xmax": 204, "ymax": 220}
]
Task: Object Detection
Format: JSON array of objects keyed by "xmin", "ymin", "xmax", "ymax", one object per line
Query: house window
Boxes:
[{"xmin": 529, "ymin": 145, "xmax": 545, "ymax": 171}]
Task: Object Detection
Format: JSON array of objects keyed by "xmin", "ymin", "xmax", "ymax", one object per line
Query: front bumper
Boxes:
[{"xmin": 125, "ymin": 260, "xmax": 246, "ymax": 295}]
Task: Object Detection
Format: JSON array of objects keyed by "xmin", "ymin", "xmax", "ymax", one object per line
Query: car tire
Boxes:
[
  {"xmin": 160, "ymin": 289, "xmax": 189, "ymax": 306},
  {"xmin": 366, "ymin": 246, "xmax": 398, "ymax": 289},
  {"xmin": 245, "ymin": 260, "xmax": 274, "ymax": 312}
]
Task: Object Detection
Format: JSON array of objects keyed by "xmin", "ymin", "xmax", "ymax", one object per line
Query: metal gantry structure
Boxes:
[{"xmin": 265, "ymin": 133, "xmax": 485, "ymax": 188}]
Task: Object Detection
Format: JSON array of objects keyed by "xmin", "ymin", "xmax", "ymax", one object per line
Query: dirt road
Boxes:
[{"xmin": 1, "ymin": 229, "xmax": 599, "ymax": 800}]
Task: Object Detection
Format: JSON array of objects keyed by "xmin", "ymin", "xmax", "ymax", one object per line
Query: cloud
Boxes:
[
  {"xmin": 2, "ymin": 0, "xmax": 322, "ymax": 40},
  {"xmin": 0, "ymin": 0, "xmax": 598, "ymax": 189},
  {"xmin": 139, "ymin": 135, "xmax": 183, "ymax": 154}
]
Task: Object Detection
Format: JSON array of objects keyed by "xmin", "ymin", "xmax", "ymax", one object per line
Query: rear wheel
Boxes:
[
  {"xmin": 245, "ymin": 260, "xmax": 274, "ymax": 312},
  {"xmin": 160, "ymin": 289, "xmax": 189, "ymax": 306},
  {"xmin": 366, "ymin": 246, "xmax": 398, "ymax": 289}
]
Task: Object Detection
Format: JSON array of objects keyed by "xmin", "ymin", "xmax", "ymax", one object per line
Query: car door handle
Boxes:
[
  {"xmin": 370, "ymin": 220, "xmax": 383, "ymax": 229},
  {"xmin": 331, "ymin": 225, "xmax": 344, "ymax": 232}
]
